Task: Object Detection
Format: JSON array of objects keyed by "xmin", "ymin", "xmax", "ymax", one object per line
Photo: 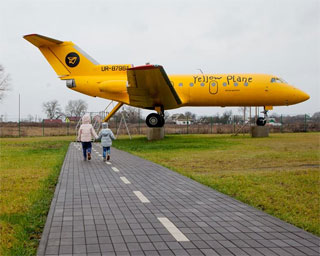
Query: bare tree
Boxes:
[
  {"xmin": 120, "ymin": 106, "xmax": 140, "ymax": 123},
  {"xmin": 184, "ymin": 111, "xmax": 196, "ymax": 120},
  {"xmin": 42, "ymin": 100, "xmax": 63, "ymax": 119},
  {"xmin": 0, "ymin": 65, "xmax": 11, "ymax": 101},
  {"xmin": 164, "ymin": 111, "xmax": 170, "ymax": 121},
  {"xmin": 27, "ymin": 114, "xmax": 34, "ymax": 122},
  {"xmin": 221, "ymin": 110, "xmax": 232, "ymax": 124},
  {"xmin": 65, "ymin": 99, "xmax": 88, "ymax": 117}
]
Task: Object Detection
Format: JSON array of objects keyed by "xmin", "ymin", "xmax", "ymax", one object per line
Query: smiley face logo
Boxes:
[{"xmin": 65, "ymin": 52, "xmax": 80, "ymax": 67}]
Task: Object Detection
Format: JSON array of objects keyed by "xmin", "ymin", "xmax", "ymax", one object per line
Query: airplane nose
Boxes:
[
  {"xmin": 291, "ymin": 87, "xmax": 310, "ymax": 104},
  {"xmin": 296, "ymin": 89, "xmax": 310, "ymax": 103}
]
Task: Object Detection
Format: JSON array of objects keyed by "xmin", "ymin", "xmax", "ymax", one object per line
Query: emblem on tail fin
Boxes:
[{"xmin": 65, "ymin": 52, "xmax": 80, "ymax": 67}]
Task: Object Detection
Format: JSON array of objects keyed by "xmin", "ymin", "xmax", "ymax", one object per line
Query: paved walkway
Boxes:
[{"xmin": 37, "ymin": 143, "xmax": 319, "ymax": 256}]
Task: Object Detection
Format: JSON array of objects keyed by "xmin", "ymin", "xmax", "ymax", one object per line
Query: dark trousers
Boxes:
[
  {"xmin": 81, "ymin": 142, "xmax": 92, "ymax": 159},
  {"xmin": 102, "ymin": 146, "xmax": 111, "ymax": 158}
]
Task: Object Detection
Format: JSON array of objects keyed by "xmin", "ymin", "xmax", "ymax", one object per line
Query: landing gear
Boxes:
[
  {"xmin": 146, "ymin": 113, "xmax": 165, "ymax": 127},
  {"xmin": 146, "ymin": 108, "xmax": 165, "ymax": 128},
  {"xmin": 256, "ymin": 117, "xmax": 266, "ymax": 126},
  {"xmin": 256, "ymin": 107, "xmax": 269, "ymax": 126}
]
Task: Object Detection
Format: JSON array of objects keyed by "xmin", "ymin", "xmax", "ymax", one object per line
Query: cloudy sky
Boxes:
[{"xmin": 1, "ymin": 0, "xmax": 319, "ymax": 121}]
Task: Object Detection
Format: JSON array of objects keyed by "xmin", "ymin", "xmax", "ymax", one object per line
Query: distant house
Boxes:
[
  {"xmin": 170, "ymin": 114, "xmax": 193, "ymax": 125},
  {"xmin": 175, "ymin": 119, "xmax": 193, "ymax": 125},
  {"xmin": 43, "ymin": 119, "xmax": 62, "ymax": 124},
  {"xmin": 170, "ymin": 113, "xmax": 182, "ymax": 120}
]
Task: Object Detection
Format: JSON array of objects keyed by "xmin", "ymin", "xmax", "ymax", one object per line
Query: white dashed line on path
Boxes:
[
  {"xmin": 112, "ymin": 167, "xmax": 120, "ymax": 172},
  {"xmin": 120, "ymin": 177, "xmax": 131, "ymax": 184},
  {"xmin": 133, "ymin": 191, "xmax": 150, "ymax": 203},
  {"xmin": 106, "ymin": 162, "xmax": 111, "ymax": 165},
  {"xmin": 158, "ymin": 217, "xmax": 189, "ymax": 242}
]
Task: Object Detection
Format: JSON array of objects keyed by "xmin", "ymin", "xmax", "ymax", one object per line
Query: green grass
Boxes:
[
  {"xmin": 0, "ymin": 137, "xmax": 72, "ymax": 255},
  {"xmin": 114, "ymin": 133, "xmax": 320, "ymax": 236},
  {"xmin": 0, "ymin": 133, "xmax": 319, "ymax": 255}
]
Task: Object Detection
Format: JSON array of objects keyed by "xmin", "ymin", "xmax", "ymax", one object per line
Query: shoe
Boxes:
[
  {"xmin": 107, "ymin": 155, "xmax": 110, "ymax": 161},
  {"xmin": 84, "ymin": 158, "xmax": 87, "ymax": 161},
  {"xmin": 88, "ymin": 152, "xmax": 91, "ymax": 160},
  {"xmin": 103, "ymin": 157, "xmax": 106, "ymax": 162}
]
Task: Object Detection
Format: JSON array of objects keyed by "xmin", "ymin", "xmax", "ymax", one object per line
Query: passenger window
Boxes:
[
  {"xmin": 200, "ymin": 82, "xmax": 205, "ymax": 87},
  {"xmin": 189, "ymin": 82, "xmax": 194, "ymax": 87},
  {"xmin": 244, "ymin": 82, "xmax": 248, "ymax": 86},
  {"xmin": 179, "ymin": 82, "xmax": 183, "ymax": 87},
  {"xmin": 234, "ymin": 82, "xmax": 238, "ymax": 86},
  {"xmin": 223, "ymin": 82, "xmax": 227, "ymax": 87}
]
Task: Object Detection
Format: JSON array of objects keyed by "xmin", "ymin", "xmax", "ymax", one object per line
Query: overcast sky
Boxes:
[{"xmin": 1, "ymin": 0, "xmax": 319, "ymax": 121}]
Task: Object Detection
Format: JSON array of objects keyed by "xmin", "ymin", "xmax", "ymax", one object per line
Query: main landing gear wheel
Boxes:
[
  {"xmin": 256, "ymin": 117, "xmax": 266, "ymax": 126},
  {"xmin": 146, "ymin": 113, "xmax": 165, "ymax": 127}
]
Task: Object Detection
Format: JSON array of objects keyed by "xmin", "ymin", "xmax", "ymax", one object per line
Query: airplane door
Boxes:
[{"xmin": 209, "ymin": 80, "xmax": 218, "ymax": 94}]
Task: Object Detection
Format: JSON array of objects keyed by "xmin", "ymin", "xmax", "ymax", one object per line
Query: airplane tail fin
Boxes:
[{"xmin": 23, "ymin": 34, "xmax": 98, "ymax": 77}]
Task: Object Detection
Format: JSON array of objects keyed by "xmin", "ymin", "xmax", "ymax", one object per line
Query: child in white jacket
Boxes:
[
  {"xmin": 77, "ymin": 114, "xmax": 98, "ymax": 161},
  {"xmin": 97, "ymin": 122, "xmax": 116, "ymax": 161}
]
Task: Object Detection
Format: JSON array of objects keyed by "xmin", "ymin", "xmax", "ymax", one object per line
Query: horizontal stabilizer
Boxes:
[{"xmin": 23, "ymin": 34, "xmax": 63, "ymax": 47}]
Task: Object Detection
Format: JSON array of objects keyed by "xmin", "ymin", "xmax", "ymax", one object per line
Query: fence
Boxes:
[{"xmin": 1, "ymin": 116, "xmax": 319, "ymax": 137}]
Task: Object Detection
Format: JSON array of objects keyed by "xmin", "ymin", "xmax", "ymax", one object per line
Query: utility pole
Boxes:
[
  {"xmin": 187, "ymin": 115, "xmax": 189, "ymax": 134},
  {"xmin": 304, "ymin": 114, "xmax": 307, "ymax": 132},
  {"xmin": 138, "ymin": 109, "xmax": 141, "ymax": 134},
  {"xmin": 18, "ymin": 93, "xmax": 21, "ymax": 137}
]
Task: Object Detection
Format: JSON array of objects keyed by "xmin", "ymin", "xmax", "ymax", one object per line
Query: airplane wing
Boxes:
[{"xmin": 126, "ymin": 65, "xmax": 182, "ymax": 110}]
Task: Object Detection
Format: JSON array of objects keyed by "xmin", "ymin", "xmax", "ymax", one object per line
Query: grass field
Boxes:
[
  {"xmin": 113, "ymin": 133, "xmax": 320, "ymax": 236},
  {"xmin": 0, "ymin": 133, "xmax": 319, "ymax": 255},
  {"xmin": 0, "ymin": 136, "xmax": 72, "ymax": 256}
]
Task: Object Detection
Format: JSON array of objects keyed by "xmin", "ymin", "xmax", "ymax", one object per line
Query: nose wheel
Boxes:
[
  {"xmin": 146, "ymin": 113, "xmax": 165, "ymax": 127},
  {"xmin": 256, "ymin": 117, "xmax": 266, "ymax": 126},
  {"xmin": 256, "ymin": 108, "xmax": 269, "ymax": 126}
]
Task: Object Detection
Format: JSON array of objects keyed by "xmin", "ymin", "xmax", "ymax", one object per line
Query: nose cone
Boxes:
[
  {"xmin": 284, "ymin": 86, "xmax": 310, "ymax": 105},
  {"xmin": 295, "ymin": 89, "xmax": 310, "ymax": 104}
]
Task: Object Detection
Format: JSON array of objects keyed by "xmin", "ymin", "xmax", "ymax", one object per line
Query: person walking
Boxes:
[
  {"xmin": 98, "ymin": 122, "xmax": 116, "ymax": 161},
  {"xmin": 77, "ymin": 114, "xmax": 98, "ymax": 161}
]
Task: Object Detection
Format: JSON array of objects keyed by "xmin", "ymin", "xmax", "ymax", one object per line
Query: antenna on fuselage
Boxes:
[{"xmin": 198, "ymin": 69, "xmax": 204, "ymax": 74}]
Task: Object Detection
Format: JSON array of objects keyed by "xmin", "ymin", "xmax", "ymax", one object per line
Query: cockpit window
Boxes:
[{"xmin": 271, "ymin": 77, "xmax": 287, "ymax": 84}]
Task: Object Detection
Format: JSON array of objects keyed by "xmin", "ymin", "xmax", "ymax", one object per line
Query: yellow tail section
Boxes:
[{"xmin": 24, "ymin": 34, "xmax": 98, "ymax": 77}]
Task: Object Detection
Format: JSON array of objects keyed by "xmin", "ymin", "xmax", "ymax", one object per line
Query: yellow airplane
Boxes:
[{"xmin": 24, "ymin": 34, "xmax": 310, "ymax": 127}]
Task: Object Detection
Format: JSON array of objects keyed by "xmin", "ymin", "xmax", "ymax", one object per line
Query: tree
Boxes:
[
  {"xmin": 42, "ymin": 100, "xmax": 63, "ymax": 119},
  {"xmin": 184, "ymin": 111, "xmax": 196, "ymax": 120},
  {"xmin": 27, "ymin": 114, "xmax": 34, "ymax": 122},
  {"xmin": 0, "ymin": 65, "xmax": 11, "ymax": 101},
  {"xmin": 312, "ymin": 112, "xmax": 320, "ymax": 122},
  {"xmin": 119, "ymin": 106, "xmax": 141, "ymax": 123},
  {"xmin": 164, "ymin": 111, "xmax": 170, "ymax": 121},
  {"xmin": 221, "ymin": 110, "xmax": 232, "ymax": 124},
  {"xmin": 65, "ymin": 99, "xmax": 88, "ymax": 117}
]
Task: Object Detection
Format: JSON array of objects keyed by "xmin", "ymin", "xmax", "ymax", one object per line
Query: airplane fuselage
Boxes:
[{"xmin": 66, "ymin": 69, "xmax": 308, "ymax": 110}]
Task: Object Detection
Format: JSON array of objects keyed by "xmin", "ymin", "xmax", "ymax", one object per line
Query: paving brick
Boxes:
[
  {"xmin": 73, "ymin": 244, "xmax": 86, "ymax": 254},
  {"xmin": 37, "ymin": 144, "xmax": 320, "ymax": 256}
]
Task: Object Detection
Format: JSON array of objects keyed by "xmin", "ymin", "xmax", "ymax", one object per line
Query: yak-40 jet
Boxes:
[{"xmin": 24, "ymin": 34, "xmax": 309, "ymax": 127}]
